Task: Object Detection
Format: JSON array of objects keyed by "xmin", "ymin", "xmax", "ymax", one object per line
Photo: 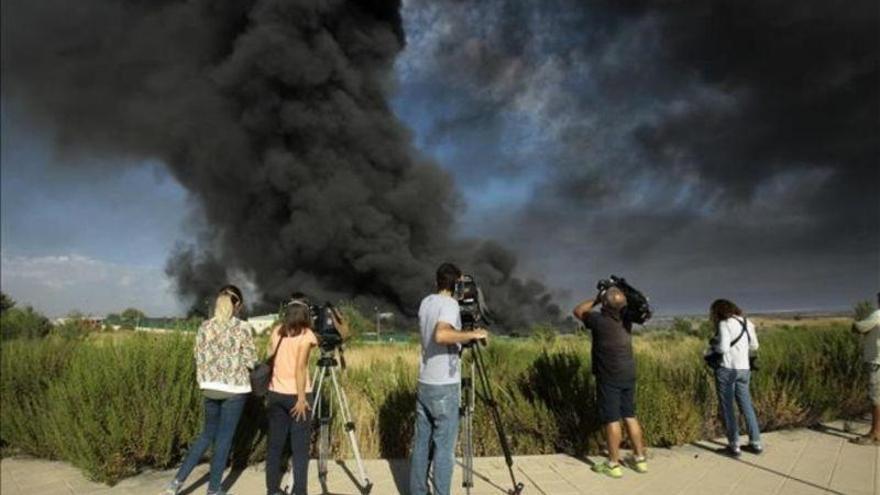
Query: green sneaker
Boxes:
[
  {"xmin": 625, "ymin": 455, "xmax": 648, "ymax": 473},
  {"xmin": 592, "ymin": 461, "xmax": 624, "ymax": 479}
]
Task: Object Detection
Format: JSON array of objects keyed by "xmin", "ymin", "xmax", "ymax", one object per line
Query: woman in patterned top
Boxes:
[{"xmin": 162, "ymin": 285, "xmax": 258, "ymax": 495}]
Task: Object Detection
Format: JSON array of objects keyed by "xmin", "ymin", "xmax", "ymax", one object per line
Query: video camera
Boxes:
[
  {"xmin": 453, "ymin": 274, "xmax": 492, "ymax": 330},
  {"xmin": 287, "ymin": 295, "xmax": 343, "ymax": 351},
  {"xmin": 312, "ymin": 302, "xmax": 344, "ymax": 351},
  {"xmin": 596, "ymin": 275, "xmax": 653, "ymax": 324}
]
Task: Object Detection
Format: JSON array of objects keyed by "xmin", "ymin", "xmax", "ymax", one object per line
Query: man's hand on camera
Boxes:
[{"xmin": 330, "ymin": 308, "xmax": 351, "ymax": 340}]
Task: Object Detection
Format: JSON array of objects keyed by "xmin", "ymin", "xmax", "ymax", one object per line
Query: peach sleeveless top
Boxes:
[{"xmin": 269, "ymin": 328, "xmax": 318, "ymax": 395}]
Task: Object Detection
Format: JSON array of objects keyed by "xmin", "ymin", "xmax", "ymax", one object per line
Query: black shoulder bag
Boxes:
[
  {"xmin": 704, "ymin": 318, "xmax": 748, "ymax": 370},
  {"xmin": 249, "ymin": 334, "xmax": 284, "ymax": 397}
]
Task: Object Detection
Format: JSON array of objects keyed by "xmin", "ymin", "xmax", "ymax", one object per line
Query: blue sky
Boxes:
[{"xmin": 1, "ymin": 105, "xmax": 190, "ymax": 316}]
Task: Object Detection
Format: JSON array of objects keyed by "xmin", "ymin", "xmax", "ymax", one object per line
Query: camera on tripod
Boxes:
[
  {"xmin": 452, "ymin": 274, "xmax": 525, "ymax": 495},
  {"xmin": 596, "ymin": 275, "xmax": 653, "ymax": 324},
  {"xmin": 286, "ymin": 294, "xmax": 344, "ymax": 352},
  {"xmin": 310, "ymin": 302, "xmax": 344, "ymax": 352},
  {"xmin": 453, "ymin": 274, "xmax": 492, "ymax": 331}
]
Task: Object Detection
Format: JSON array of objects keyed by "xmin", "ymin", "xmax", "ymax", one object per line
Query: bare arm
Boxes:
[
  {"xmin": 290, "ymin": 339, "xmax": 313, "ymax": 420},
  {"xmin": 434, "ymin": 321, "xmax": 487, "ymax": 345},
  {"xmin": 572, "ymin": 294, "xmax": 601, "ymax": 321}
]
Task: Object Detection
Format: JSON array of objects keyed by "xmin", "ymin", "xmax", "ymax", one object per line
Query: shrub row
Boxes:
[{"xmin": 0, "ymin": 325, "xmax": 868, "ymax": 483}]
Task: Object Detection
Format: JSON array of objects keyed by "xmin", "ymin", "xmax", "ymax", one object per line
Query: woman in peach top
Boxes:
[{"xmin": 264, "ymin": 300, "xmax": 318, "ymax": 495}]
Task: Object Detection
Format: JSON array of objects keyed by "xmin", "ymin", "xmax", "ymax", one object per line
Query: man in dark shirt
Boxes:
[{"xmin": 573, "ymin": 287, "xmax": 647, "ymax": 478}]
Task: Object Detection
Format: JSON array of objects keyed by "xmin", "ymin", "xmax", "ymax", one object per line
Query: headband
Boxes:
[{"xmin": 220, "ymin": 289, "xmax": 241, "ymax": 304}]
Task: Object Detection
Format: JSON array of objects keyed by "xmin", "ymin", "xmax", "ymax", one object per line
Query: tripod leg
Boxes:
[
  {"xmin": 472, "ymin": 346, "xmax": 524, "ymax": 495},
  {"xmin": 309, "ymin": 366, "xmax": 330, "ymax": 485},
  {"xmin": 329, "ymin": 367, "xmax": 373, "ymax": 493},
  {"xmin": 461, "ymin": 362, "xmax": 475, "ymax": 494},
  {"xmin": 318, "ymin": 389, "xmax": 330, "ymax": 484},
  {"xmin": 311, "ymin": 366, "xmax": 326, "ymax": 420}
]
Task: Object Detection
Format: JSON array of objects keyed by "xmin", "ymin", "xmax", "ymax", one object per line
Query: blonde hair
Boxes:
[{"xmin": 212, "ymin": 285, "xmax": 242, "ymax": 322}]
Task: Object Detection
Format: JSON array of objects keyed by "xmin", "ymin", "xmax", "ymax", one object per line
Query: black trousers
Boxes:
[{"xmin": 265, "ymin": 391, "xmax": 312, "ymax": 495}]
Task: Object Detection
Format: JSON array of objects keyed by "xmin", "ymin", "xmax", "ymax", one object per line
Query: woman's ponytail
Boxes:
[{"xmin": 213, "ymin": 285, "xmax": 243, "ymax": 322}]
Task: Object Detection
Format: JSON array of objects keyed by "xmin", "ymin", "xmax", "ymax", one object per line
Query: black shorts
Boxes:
[{"xmin": 596, "ymin": 379, "xmax": 636, "ymax": 424}]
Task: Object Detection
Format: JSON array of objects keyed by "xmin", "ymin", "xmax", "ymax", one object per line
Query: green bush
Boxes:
[
  {"xmin": 671, "ymin": 317, "xmax": 692, "ymax": 334},
  {"xmin": 337, "ymin": 302, "xmax": 373, "ymax": 339},
  {"xmin": 854, "ymin": 300, "xmax": 876, "ymax": 320},
  {"xmin": 51, "ymin": 318, "xmax": 98, "ymax": 339},
  {"xmin": 0, "ymin": 306, "xmax": 52, "ymax": 340},
  {"xmin": 529, "ymin": 323, "xmax": 557, "ymax": 346},
  {"xmin": 0, "ymin": 325, "xmax": 868, "ymax": 484}
]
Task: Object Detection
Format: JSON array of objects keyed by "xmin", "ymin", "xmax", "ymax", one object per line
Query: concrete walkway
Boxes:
[{"xmin": 1, "ymin": 420, "xmax": 877, "ymax": 495}]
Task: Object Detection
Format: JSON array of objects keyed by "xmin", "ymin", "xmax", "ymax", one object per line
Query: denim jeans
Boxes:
[
  {"xmin": 265, "ymin": 391, "xmax": 313, "ymax": 495},
  {"xmin": 715, "ymin": 368, "xmax": 762, "ymax": 448},
  {"xmin": 175, "ymin": 394, "xmax": 247, "ymax": 493},
  {"xmin": 409, "ymin": 382, "xmax": 460, "ymax": 495}
]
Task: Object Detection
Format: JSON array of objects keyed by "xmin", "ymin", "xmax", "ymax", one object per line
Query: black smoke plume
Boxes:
[{"xmin": 1, "ymin": 0, "xmax": 561, "ymax": 328}]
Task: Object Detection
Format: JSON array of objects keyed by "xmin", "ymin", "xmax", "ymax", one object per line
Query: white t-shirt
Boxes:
[
  {"xmin": 856, "ymin": 309, "xmax": 880, "ymax": 365},
  {"xmin": 418, "ymin": 293, "xmax": 462, "ymax": 385},
  {"xmin": 714, "ymin": 316, "xmax": 759, "ymax": 370}
]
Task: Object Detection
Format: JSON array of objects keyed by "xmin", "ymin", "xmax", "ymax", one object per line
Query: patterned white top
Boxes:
[{"xmin": 195, "ymin": 316, "xmax": 258, "ymax": 394}]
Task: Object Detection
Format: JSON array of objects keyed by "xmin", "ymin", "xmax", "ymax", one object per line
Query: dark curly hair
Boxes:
[{"xmin": 709, "ymin": 299, "xmax": 743, "ymax": 328}]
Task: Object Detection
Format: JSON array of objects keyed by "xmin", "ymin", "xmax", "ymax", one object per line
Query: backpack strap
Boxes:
[
  {"xmin": 730, "ymin": 317, "xmax": 748, "ymax": 347},
  {"xmin": 268, "ymin": 331, "xmax": 285, "ymax": 364}
]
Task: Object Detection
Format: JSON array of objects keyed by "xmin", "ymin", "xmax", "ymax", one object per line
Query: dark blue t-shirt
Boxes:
[{"xmin": 582, "ymin": 309, "xmax": 635, "ymax": 384}]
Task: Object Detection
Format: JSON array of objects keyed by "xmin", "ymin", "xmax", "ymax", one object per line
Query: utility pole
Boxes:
[{"xmin": 374, "ymin": 306, "xmax": 380, "ymax": 342}]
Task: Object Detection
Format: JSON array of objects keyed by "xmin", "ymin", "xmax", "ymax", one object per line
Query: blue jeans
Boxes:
[
  {"xmin": 175, "ymin": 394, "xmax": 247, "ymax": 493},
  {"xmin": 409, "ymin": 382, "xmax": 460, "ymax": 495},
  {"xmin": 715, "ymin": 368, "xmax": 762, "ymax": 448}
]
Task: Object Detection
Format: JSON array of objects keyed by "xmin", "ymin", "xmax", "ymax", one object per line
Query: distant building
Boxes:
[
  {"xmin": 248, "ymin": 314, "xmax": 278, "ymax": 335},
  {"xmin": 52, "ymin": 316, "xmax": 105, "ymax": 328}
]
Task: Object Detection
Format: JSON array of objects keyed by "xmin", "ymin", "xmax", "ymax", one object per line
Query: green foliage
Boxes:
[
  {"xmin": 51, "ymin": 318, "xmax": 98, "ymax": 339},
  {"xmin": 336, "ymin": 302, "xmax": 373, "ymax": 339},
  {"xmin": 854, "ymin": 300, "xmax": 875, "ymax": 321},
  {"xmin": 0, "ymin": 324, "xmax": 868, "ymax": 484},
  {"xmin": 529, "ymin": 323, "xmax": 557, "ymax": 346},
  {"xmin": 0, "ymin": 305, "xmax": 52, "ymax": 340},
  {"xmin": 120, "ymin": 308, "xmax": 146, "ymax": 330},
  {"xmin": 1, "ymin": 291, "xmax": 16, "ymax": 314},
  {"xmin": 697, "ymin": 319, "xmax": 715, "ymax": 340},
  {"xmin": 671, "ymin": 317, "xmax": 692, "ymax": 334}
]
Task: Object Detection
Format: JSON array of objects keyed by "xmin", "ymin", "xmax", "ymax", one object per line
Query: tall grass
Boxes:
[{"xmin": 0, "ymin": 325, "xmax": 868, "ymax": 483}]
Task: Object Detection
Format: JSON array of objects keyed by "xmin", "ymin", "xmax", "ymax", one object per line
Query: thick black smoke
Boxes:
[
  {"xmin": 399, "ymin": 0, "xmax": 879, "ymax": 311},
  {"xmin": 1, "ymin": 0, "xmax": 561, "ymax": 327}
]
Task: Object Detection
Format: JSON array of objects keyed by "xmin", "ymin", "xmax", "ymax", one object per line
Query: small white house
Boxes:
[{"xmin": 248, "ymin": 314, "xmax": 278, "ymax": 335}]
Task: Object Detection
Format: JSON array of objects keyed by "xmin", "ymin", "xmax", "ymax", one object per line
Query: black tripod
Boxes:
[
  {"xmin": 304, "ymin": 347, "xmax": 373, "ymax": 494},
  {"xmin": 460, "ymin": 341, "xmax": 525, "ymax": 495}
]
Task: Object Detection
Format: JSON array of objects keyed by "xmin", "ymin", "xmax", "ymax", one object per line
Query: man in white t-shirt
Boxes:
[
  {"xmin": 409, "ymin": 262, "xmax": 488, "ymax": 495},
  {"xmin": 852, "ymin": 292, "xmax": 880, "ymax": 445}
]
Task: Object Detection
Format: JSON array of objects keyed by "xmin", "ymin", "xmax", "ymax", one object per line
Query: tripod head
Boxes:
[{"xmin": 316, "ymin": 346, "xmax": 346, "ymax": 369}]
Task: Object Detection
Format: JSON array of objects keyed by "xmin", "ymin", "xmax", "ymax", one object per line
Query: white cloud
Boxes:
[{"xmin": 0, "ymin": 252, "xmax": 183, "ymax": 317}]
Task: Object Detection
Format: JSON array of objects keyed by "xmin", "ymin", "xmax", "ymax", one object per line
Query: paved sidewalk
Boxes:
[{"xmin": 1, "ymin": 420, "xmax": 876, "ymax": 495}]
